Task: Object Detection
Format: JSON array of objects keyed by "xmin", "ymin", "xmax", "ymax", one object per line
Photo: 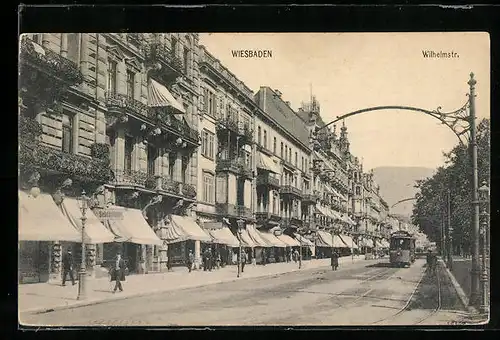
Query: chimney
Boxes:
[
  {"xmin": 285, "ymin": 101, "xmax": 290, "ymax": 106},
  {"xmin": 274, "ymin": 89, "xmax": 282, "ymax": 98}
]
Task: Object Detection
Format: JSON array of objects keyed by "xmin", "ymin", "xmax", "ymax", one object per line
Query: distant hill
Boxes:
[{"xmin": 372, "ymin": 167, "xmax": 435, "ymax": 218}]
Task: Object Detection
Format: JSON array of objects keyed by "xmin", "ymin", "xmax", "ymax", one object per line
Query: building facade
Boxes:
[{"xmin": 19, "ymin": 33, "xmax": 398, "ymax": 283}]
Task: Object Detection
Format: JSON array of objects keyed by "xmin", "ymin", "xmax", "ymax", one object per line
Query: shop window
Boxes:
[{"xmin": 61, "ymin": 113, "xmax": 74, "ymax": 154}]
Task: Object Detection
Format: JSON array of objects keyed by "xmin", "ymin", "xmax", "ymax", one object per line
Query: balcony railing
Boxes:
[
  {"xmin": 302, "ymin": 193, "xmax": 319, "ymax": 204},
  {"xmin": 216, "ymin": 158, "xmax": 253, "ymax": 179},
  {"xmin": 105, "ymin": 92, "xmax": 150, "ymax": 118},
  {"xmin": 279, "ymin": 185, "xmax": 303, "ymax": 198},
  {"xmin": 255, "ymin": 210, "xmax": 281, "ymax": 224},
  {"xmin": 143, "ymin": 41, "xmax": 184, "ymax": 77},
  {"xmin": 217, "ymin": 116, "xmax": 239, "ymax": 133},
  {"xmin": 216, "ymin": 203, "xmax": 253, "ymax": 219},
  {"xmin": 19, "ymin": 139, "xmax": 114, "ymax": 184},
  {"xmin": 161, "ymin": 113, "xmax": 200, "ymax": 144},
  {"xmin": 256, "ymin": 173, "xmax": 280, "ymax": 188},
  {"xmin": 19, "ymin": 37, "xmax": 84, "ymax": 86}
]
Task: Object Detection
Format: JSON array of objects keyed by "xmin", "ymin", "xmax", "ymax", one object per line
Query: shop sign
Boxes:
[{"xmin": 94, "ymin": 209, "xmax": 124, "ymax": 220}]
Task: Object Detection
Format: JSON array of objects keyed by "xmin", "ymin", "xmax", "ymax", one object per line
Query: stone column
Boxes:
[
  {"xmin": 174, "ymin": 152, "xmax": 183, "ymax": 182},
  {"xmin": 114, "ymin": 128, "xmax": 125, "ymax": 174},
  {"xmin": 194, "ymin": 240, "xmax": 201, "ymax": 270},
  {"xmin": 60, "ymin": 34, "xmax": 68, "ymax": 57},
  {"xmin": 116, "ymin": 60, "xmax": 127, "ymax": 96}
]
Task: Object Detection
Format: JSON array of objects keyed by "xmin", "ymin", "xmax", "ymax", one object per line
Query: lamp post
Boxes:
[
  {"xmin": 77, "ymin": 190, "xmax": 89, "ymax": 301},
  {"xmin": 478, "ymin": 181, "xmax": 490, "ymax": 314},
  {"xmin": 297, "ymin": 227, "xmax": 303, "ymax": 269},
  {"xmin": 236, "ymin": 219, "xmax": 244, "ymax": 278}
]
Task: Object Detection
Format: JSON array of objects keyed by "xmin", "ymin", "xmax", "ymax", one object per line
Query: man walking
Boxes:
[
  {"xmin": 241, "ymin": 250, "xmax": 248, "ymax": 273},
  {"xmin": 62, "ymin": 249, "xmax": 75, "ymax": 286},
  {"xmin": 331, "ymin": 250, "xmax": 339, "ymax": 271},
  {"xmin": 187, "ymin": 250, "xmax": 194, "ymax": 273},
  {"xmin": 110, "ymin": 252, "xmax": 126, "ymax": 293}
]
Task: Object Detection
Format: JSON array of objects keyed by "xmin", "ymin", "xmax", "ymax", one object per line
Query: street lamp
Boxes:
[
  {"xmin": 478, "ymin": 181, "xmax": 490, "ymax": 314},
  {"xmin": 76, "ymin": 189, "xmax": 90, "ymax": 300},
  {"xmin": 297, "ymin": 227, "xmax": 304, "ymax": 269},
  {"xmin": 236, "ymin": 219, "xmax": 244, "ymax": 278}
]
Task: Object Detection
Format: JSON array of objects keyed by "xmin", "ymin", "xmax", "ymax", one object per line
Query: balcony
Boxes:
[
  {"xmin": 216, "ymin": 203, "xmax": 253, "ymax": 220},
  {"xmin": 302, "ymin": 192, "xmax": 319, "ymax": 204},
  {"xmin": 105, "ymin": 92, "xmax": 150, "ymax": 120},
  {"xmin": 279, "ymin": 185, "xmax": 303, "ymax": 198},
  {"xmin": 255, "ymin": 211, "xmax": 281, "ymax": 225},
  {"xmin": 19, "ymin": 36, "xmax": 84, "ymax": 110},
  {"xmin": 281, "ymin": 158, "xmax": 295, "ymax": 171},
  {"xmin": 281, "ymin": 216, "xmax": 303, "ymax": 228},
  {"xmin": 238, "ymin": 122, "xmax": 253, "ymax": 144},
  {"xmin": 216, "ymin": 116, "xmax": 239, "ymax": 134},
  {"xmin": 143, "ymin": 41, "xmax": 184, "ymax": 85},
  {"xmin": 19, "ymin": 138, "xmax": 114, "ymax": 184},
  {"xmin": 216, "ymin": 158, "xmax": 253, "ymax": 179},
  {"xmin": 256, "ymin": 173, "xmax": 280, "ymax": 188}
]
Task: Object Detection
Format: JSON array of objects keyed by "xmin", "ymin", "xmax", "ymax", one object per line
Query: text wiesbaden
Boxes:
[{"xmin": 232, "ymin": 50, "xmax": 273, "ymax": 58}]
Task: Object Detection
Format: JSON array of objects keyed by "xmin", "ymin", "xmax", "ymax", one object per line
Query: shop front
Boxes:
[
  {"xmin": 259, "ymin": 230, "xmax": 287, "ymax": 263},
  {"xmin": 276, "ymin": 233, "xmax": 301, "ymax": 261},
  {"xmin": 339, "ymin": 234, "xmax": 360, "ymax": 256},
  {"xmin": 102, "ymin": 205, "xmax": 163, "ymax": 274},
  {"xmin": 203, "ymin": 221, "xmax": 239, "ymax": 267},
  {"xmin": 164, "ymin": 214, "xmax": 212, "ymax": 269},
  {"xmin": 315, "ymin": 230, "xmax": 349, "ymax": 258},
  {"xmin": 294, "ymin": 233, "xmax": 315, "ymax": 259},
  {"xmin": 18, "ymin": 190, "xmax": 81, "ymax": 284},
  {"xmin": 246, "ymin": 225, "xmax": 272, "ymax": 264}
]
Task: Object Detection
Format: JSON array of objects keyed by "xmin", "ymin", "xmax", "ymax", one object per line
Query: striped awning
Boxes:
[
  {"xmin": 247, "ymin": 225, "xmax": 272, "ymax": 247},
  {"xmin": 148, "ymin": 78, "xmax": 186, "ymax": 113},
  {"xmin": 256, "ymin": 152, "xmax": 281, "ymax": 174},
  {"xmin": 294, "ymin": 233, "xmax": 315, "ymax": 247},
  {"xmin": 339, "ymin": 234, "xmax": 359, "ymax": 249}
]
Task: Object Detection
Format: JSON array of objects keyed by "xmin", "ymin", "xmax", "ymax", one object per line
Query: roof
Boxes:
[{"xmin": 254, "ymin": 87, "xmax": 311, "ymax": 149}]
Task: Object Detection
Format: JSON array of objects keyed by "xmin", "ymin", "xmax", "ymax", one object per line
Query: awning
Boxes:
[
  {"xmin": 247, "ymin": 225, "xmax": 272, "ymax": 247},
  {"xmin": 260, "ymin": 231, "xmax": 287, "ymax": 247},
  {"xmin": 357, "ymin": 238, "xmax": 374, "ymax": 248},
  {"xmin": 327, "ymin": 208, "xmax": 342, "ymax": 221},
  {"xmin": 239, "ymin": 228, "xmax": 257, "ymax": 247},
  {"xmin": 59, "ymin": 198, "xmax": 115, "ymax": 244},
  {"xmin": 206, "ymin": 227, "xmax": 239, "ymax": 247},
  {"xmin": 19, "ymin": 191, "xmax": 81, "ymax": 242},
  {"xmin": 277, "ymin": 234, "xmax": 300, "ymax": 247},
  {"xmin": 339, "ymin": 234, "xmax": 359, "ymax": 249},
  {"xmin": 148, "ymin": 78, "xmax": 186, "ymax": 113},
  {"xmin": 256, "ymin": 152, "xmax": 281, "ymax": 174},
  {"xmin": 171, "ymin": 215, "xmax": 212, "ymax": 243},
  {"xmin": 106, "ymin": 207, "xmax": 162, "ymax": 245},
  {"xmin": 294, "ymin": 234, "xmax": 315, "ymax": 247},
  {"xmin": 315, "ymin": 204, "xmax": 329, "ymax": 217},
  {"xmin": 316, "ymin": 230, "xmax": 347, "ymax": 248}
]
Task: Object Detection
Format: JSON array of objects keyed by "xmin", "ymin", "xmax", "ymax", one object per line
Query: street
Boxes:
[{"xmin": 21, "ymin": 259, "xmax": 470, "ymax": 327}]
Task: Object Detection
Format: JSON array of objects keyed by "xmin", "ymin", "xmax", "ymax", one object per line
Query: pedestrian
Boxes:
[
  {"xmin": 331, "ymin": 250, "xmax": 339, "ymax": 271},
  {"xmin": 61, "ymin": 249, "xmax": 75, "ymax": 286},
  {"xmin": 241, "ymin": 250, "xmax": 248, "ymax": 273},
  {"xmin": 110, "ymin": 252, "xmax": 126, "ymax": 293},
  {"xmin": 293, "ymin": 249, "xmax": 299, "ymax": 263},
  {"xmin": 215, "ymin": 250, "xmax": 221, "ymax": 269},
  {"xmin": 208, "ymin": 248, "xmax": 213, "ymax": 271},
  {"xmin": 187, "ymin": 250, "xmax": 194, "ymax": 273},
  {"xmin": 203, "ymin": 248, "xmax": 209, "ymax": 271}
]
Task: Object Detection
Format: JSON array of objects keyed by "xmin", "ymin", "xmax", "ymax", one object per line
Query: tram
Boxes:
[{"xmin": 389, "ymin": 230, "xmax": 416, "ymax": 267}]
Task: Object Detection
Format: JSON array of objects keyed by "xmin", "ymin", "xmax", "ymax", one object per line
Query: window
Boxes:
[
  {"xmin": 61, "ymin": 113, "xmax": 73, "ymax": 153},
  {"xmin": 124, "ymin": 136, "xmax": 134, "ymax": 173},
  {"xmin": 126, "ymin": 70, "xmax": 135, "ymax": 99},
  {"xmin": 107, "ymin": 60, "xmax": 117, "ymax": 95},
  {"xmin": 263, "ymin": 130, "xmax": 267, "ymax": 149},
  {"xmin": 295, "ymin": 152, "xmax": 298, "ymax": 167},
  {"xmin": 181, "ymin": 156, "xmax": 188, "ymax": 183},
  {"xmin": 289, "ymin": 148, "xmax": 292, "ymax": 163},
  {"xmin": 201, "ymin": 129, "xmax": 215, "ymax": 159},
  {"xmin": 273, "ymin": 137, "xmax": 277, "ymax": 154},
  {"xmin": 171, "ymin": 37, "xmax": 178, "ymax": 57},
  {"xmin": 284, "ymin": 145, "xmax": 287, "ymax": 160},
  {"xmin": 183, "ymin": 47, "xmax": 189, "ymax": 75},
  {"xmin": 355, "ymin": 186, "xmax": 361, "ymax": 195},
  {"xmin": 168, "ymin": 152, "xmax": 176, "ymax": 180},
  {"xmin": 257, "ymin": 126, "xmax": 262, "ymax": 145},
  {"xmin": 66, "ymin": 33, "xmax": 80, "ymax": 65},
  {"xmin": 147, "ymin": 145, "xmax": 157, "ymax": 176},
  {"xmin": 203, "ymin": 89, "xmax": 216, "ymax": 117},
  {"xmin": 280, "ymin": 142, "xmax": 283, "ymax": 158},
  {"xmin": 202, "ymin": 172, "xmax": 215, "ymax": 204},
  {"xmin": 301, "ymin": 156, "xmax": 304, "ymax": 172}
]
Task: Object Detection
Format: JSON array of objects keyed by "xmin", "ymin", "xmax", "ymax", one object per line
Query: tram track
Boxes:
[{"xmin": 370, "ymin": 265, "xmax": 441, "ymax": 325}]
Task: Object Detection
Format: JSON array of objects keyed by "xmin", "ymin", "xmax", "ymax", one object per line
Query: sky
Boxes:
[{"xmin": 199, "ymin": 32, "xmax": 490, "ymax": 171}]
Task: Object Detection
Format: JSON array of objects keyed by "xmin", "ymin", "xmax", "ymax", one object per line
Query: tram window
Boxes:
[{"xmin": 391, "ymin": 238, "xmax": 411, "ymax": 249}]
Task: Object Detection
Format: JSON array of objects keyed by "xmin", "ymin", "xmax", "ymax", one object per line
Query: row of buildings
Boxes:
[{"xmin": 19, "ymin": 33, "xmax": 398, "ymax": 284}]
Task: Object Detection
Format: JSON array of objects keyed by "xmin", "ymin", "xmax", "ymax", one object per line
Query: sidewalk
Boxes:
[
  {"xmin": 20, "ymin": 256, "xmax": 365, "ymax": 314},
  {"xmin": 450, "ymin": 256, "xmax": 472, "ymax": 301}
]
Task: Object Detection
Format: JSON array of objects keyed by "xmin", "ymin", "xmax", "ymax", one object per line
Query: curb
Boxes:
[
  {"xmin": 22, "ymin": 258, "xmax": 366, "ymax": 316},
  {"xmin": 21, "ymin": 261, "xmax": 340, "ymax": 315},
  {"xmin": 439, "ymin": 258, "xmax": 478, "ymax": 314}
]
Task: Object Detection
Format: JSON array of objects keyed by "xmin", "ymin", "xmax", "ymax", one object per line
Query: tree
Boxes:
[{"xmin": 411, "ymin": 119, "xmax": 490, "ymax": 254}]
